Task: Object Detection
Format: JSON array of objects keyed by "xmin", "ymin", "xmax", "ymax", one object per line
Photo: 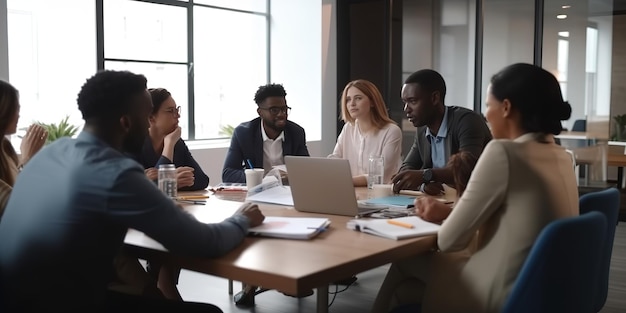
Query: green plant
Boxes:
[
  {"xmin": 612, "ymin": 114, "xmax": 626, "ymax": 141},
  {"xmin": 37, "ymin": 116, "xmax": 80, "ymax": 144},
  {"xmin": 218, "ymin": 124, "xmax": 235, "ymax": 138}
]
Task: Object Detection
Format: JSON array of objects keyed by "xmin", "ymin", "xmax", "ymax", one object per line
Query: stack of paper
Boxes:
[
  {"xmin": 347, "ymin": 216, "xmax": 440, "ymax": 240},
  {"xmin": 248, "ymin": 216, "xmax": 330, "ymax": 240}
]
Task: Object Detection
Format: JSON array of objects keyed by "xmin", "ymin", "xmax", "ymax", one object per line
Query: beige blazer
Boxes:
[{"xmin": 422, "ymin": 133, "xmax": 579, "ymax": 313}]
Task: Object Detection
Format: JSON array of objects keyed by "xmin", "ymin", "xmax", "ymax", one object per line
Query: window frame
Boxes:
[{"xmin": 95, "ymin": 0, "xmax": 270, "ymax": 140}]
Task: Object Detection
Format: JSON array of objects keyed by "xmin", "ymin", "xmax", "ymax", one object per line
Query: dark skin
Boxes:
[
  {"xmin": 83, "ymin": 90, "xmax": 266, "ymax": 226},
  {"xmin": 256, "ymin": 96, "xmax": 289, "ymax": 140},
  {"xmin": 391, "ymin": 83, "xmax": 455, "ymax": 194}
]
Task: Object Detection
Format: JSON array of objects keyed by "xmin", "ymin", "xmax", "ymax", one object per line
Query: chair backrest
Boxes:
[
  {"xmin": 572, "ymin": 119, "xmax": 587, "ymax": 132},
  {"xmin": 0, "ymin": 179, "xmax": 12, "ymax": 220},
  {"xmin": 501, "ymin": 212, "xmax": 607, "ymax": 313},
  {"xmin": 579, "ymin": 188, "xmax": 620, "ymax": 312}
]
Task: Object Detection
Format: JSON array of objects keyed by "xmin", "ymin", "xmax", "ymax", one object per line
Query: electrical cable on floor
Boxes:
[{"xmin": 327, "ymin": 281, "xmax": 356, "ymax": 308}]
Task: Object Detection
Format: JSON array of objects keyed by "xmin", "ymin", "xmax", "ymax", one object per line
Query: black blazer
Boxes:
[{"xmin": 222, "ymin": 117, "xmax": 309, "ymax": 183}]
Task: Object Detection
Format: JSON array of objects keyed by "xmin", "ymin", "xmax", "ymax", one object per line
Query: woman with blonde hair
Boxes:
[
  {"xmin": 0, "ymin": 80, "xmax": 47, "ymax": 216},
  {"xmin": 328, "ymin": 79, "xmax": 402, "ymax": 186}
]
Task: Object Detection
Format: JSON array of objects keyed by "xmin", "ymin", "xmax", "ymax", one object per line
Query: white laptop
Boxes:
[{"xmin": 284, "ymin": 156, "xmax": 384, "ymax": 217}]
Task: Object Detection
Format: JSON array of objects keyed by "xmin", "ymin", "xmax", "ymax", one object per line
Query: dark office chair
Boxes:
[
  {"xmin": 501, "ymin": 212, "xmax": 606, "ymax": 313},
  {"xmin": 579, "ymin": 188, "xmax": 620, "ymax": 312},
  {"xmin": 572, "ymin": 119, "xmax": 587, "ymax": 132}
]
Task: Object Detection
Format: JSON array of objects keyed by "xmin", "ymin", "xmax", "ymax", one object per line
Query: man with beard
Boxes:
[
  {"xmin": 0, "ymin": 70, "xmax": 265, "ymax": 312},
  {"xmin": 222, "ymin": 83, "xmax": 310, "ymax": 183},
  {"xmin": 391, "ymin": 69, "xmax": 491, "ymax": 195}
]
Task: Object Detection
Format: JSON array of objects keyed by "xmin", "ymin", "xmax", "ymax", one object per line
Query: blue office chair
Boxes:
[
  {"xmin": 572, "ymin": 119, "xmax": 587, "ymax": 132},
  {"xmin": 501, "ymin": 212, "xmax": 606, "ymax": 313},
  {"xmin": 579, "ymin": 188, "xmax": 620, "ymax": 312},
  {"xmin": 389, "ymin": 213, "xmax": 607, "ymax": 313}
]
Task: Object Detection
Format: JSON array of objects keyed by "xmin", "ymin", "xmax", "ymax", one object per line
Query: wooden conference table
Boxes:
[{"xmin": 123, "ymin": 188, "xmax": 436, "ymax": 313}]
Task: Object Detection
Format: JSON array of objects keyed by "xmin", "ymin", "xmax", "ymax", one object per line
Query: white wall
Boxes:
[{"xmin": 0, "ymin": 0, "xmax": 8, "ymax": 80}]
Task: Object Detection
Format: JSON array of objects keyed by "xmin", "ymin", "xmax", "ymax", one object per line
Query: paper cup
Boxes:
[
  {"xmin": 245, "ymin": 168, "xmax": 265, "ymax": 189},
  {"xmin": 372, "ymin": 184, "xmax": 393, "ymax": 198}
]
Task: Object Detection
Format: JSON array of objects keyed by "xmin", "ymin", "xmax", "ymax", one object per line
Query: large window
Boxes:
[
  {"xmin": 7, "ymin": 0, "xmax": 96, "ymax": 137},
  {"xmin": 543, "ymin": 0, "xmax": 613, "ymax": 132},
  {"xmin": 5, "ymin": 0, "xmax": 324, "ymax": 147},
  {"xmin": 102, "ymin": 0, "xmax": 269, "ymax": 140}
]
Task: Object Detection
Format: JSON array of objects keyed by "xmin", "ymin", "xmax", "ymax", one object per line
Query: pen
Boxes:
[
  {"xmin": 176, "ymin": 199, "xmax": 206, "ymax": 205},
  {"xmin": 246, "ymin": 159, "xmax": 254, "ymax": 169},
  {"xmin": 387, "ymin": 219, "xmax": 414, "ymax": 229},
  {"xmin": 176, "ymin": 195, "xmax": 210, "ymax": 200}
]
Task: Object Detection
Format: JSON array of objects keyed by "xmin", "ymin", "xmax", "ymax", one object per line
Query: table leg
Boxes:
[
  {"xmin": 316, "ymin": 285, "xmax": 329, "ymax": 313},
  {"xmin": 618, "ymin": 167, "xmax": 624, "ymax": 189}
]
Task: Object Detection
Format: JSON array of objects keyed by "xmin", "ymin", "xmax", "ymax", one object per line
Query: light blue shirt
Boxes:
[
  {"xmin": 0, "ymin": 131, "xmax": 250, "ymax": 311},
  {"xmin": 425, "ymin": 107, "xmax": 449, "ymax": 169}
]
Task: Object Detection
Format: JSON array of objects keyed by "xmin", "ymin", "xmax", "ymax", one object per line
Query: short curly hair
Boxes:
[
  {"xmin": 77, "ymin": 70, "xmax": 148, "ymax": 121},
  {"xmin": 253, "ymin": 83, "xmax": 287, "ymax": 106}
]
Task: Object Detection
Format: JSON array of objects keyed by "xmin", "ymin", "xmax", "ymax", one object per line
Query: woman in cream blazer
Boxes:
[{"xmin": 372, "ymin": 63, "xmax": 579, "ymax": 313}]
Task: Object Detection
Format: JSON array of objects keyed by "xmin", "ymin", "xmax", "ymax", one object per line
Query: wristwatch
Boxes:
[{"xmin": 422, "ymin": 168, "xmax": 433, "ymax": 183}]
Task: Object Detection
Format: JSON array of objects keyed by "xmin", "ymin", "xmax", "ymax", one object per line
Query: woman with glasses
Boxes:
[
  {"xmin": 122, "ymin": 88, "xmax": 209, "ymax": 301},
  {"xmin": 328, "ymin": 79, "xmax": 402, "ymax": 186},
  {"xmin": 137, "ymin": 88, "xmax": 209, "ymax": 191}
]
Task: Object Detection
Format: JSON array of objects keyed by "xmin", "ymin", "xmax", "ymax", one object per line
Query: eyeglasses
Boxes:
[
  {"xmin": 260, "ymin": 106, "xmax": 291, "ymax": 115},
  {"xmin": 163, "ymin": 106, "xmax": 181, "ymax": 115}
]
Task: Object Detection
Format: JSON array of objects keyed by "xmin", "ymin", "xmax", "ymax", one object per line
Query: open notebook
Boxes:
[
  {"xmin": 248, "ymin": 216, "xmax": 331, "ymax": 240},
  {"xmin": 347, "ymin": 216, "xmax": 440, "ymax": 240}
]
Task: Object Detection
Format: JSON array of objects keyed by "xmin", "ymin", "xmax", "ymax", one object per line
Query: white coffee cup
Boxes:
[
  {"xmin": 372, "ymin": 184, "xmax": 393, "ymax": 198},
  {"xmin": 245, "ymin": 168, "xmax": 265, "ymax": 189}
]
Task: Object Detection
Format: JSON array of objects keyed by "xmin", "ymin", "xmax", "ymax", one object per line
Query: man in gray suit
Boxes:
[{"xmin": 392, "ymin": 69, "xmax": 491, "ymax": 194}]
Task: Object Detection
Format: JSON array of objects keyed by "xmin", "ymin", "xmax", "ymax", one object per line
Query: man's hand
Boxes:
[
  {"xmin": 391, "ymin": 170, "xmax": 424, "ymax": 193},
  {"xmin": 144, "ymin": 167, "xmax": 158, "ymax": 181},
  {"xmin": 235, "ymin": 202, "xmax": 265, "ymax": 227},
  {"xmin": 414, "ymin": 197, "xmax": 452, "ymax": 224},
  {"xmin": 176, "ymin": 166, "xmax": 195, "ymax": 188},
  {"xmin": 423, "ymin": 182, "xmax": 444, "ymax": 196}
]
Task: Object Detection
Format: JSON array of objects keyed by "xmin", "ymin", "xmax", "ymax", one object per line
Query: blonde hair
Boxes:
[
  {"xmin": 340, "ymin": 80, "xmax": 395, "ymax": 129},
  {"xmin": 0, "ymin": 80, "xmax": 20, "ymax": 186}
]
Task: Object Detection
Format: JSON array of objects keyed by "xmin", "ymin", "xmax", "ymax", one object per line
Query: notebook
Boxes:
[
  {"xmin": 347, "ymin": 216, "xmax": 440, "ymax": 240},
  {"xmin": 285, "ymin": 156, "xmax": 384, "ymax": 217},
  {"xmin": 248, "ymin": 216, "xmax": 331, "ymax": 240}
]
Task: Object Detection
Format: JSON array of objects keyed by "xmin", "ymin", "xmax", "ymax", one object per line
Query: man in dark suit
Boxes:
[
  {"xmin": 222, "ymin": 83, "xmax": 309, "ymax": 183},
  {"xmin": 392, "ymin": 69, "xmax": 491, "ymax": 194}
]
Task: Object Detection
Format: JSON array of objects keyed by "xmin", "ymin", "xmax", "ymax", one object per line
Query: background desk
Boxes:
[{"xmin": 124, "ymin": 189, "xmax": 436, "ymax": 313}]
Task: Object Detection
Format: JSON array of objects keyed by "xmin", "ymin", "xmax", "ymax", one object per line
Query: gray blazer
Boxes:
[{"xmin": 400, "ymin": 106, "xmax": 491, "ymax": 170}]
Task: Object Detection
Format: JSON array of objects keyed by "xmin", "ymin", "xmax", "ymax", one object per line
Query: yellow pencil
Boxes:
[{"xmin": 387, "ymin": 219, "xmax": 414, "ymax": 229}]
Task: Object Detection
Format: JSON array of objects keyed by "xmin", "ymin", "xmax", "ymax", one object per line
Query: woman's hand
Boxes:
[
  {"xmin": 144, "ymin": 167, "xmax": 158, "ymax": 181},
  {"xmin": 164, "ymin": 127, "xmax": 181, "ymax": 147},
  {"xmin": 176, "ymin": 166, "xmax": 195, "ymax": 188},
  {"xmin": 20, "ymin": 124, "xmax": 48, "ymax": 166},
  {"xmin": 414, "ymin": 197, "xmax": 453, "ymax": 224}
]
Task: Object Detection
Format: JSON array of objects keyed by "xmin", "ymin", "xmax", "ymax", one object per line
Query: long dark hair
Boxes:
[
  {"xmin": 0, "ymin": 80, "xmax": 20, "ymax": 186},
  {"xmin": 490, "ymin": 63, "xmax": 571, "ymax": 135}
]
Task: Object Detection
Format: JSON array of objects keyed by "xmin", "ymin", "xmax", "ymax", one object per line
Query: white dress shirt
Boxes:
[
  {"xmin": 328, "ymin": 121, "xmax": 402, "ymax": 183},
  {"xmin": 261, "ymin": 121, "xmax": 285, "ymax": 173}
]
